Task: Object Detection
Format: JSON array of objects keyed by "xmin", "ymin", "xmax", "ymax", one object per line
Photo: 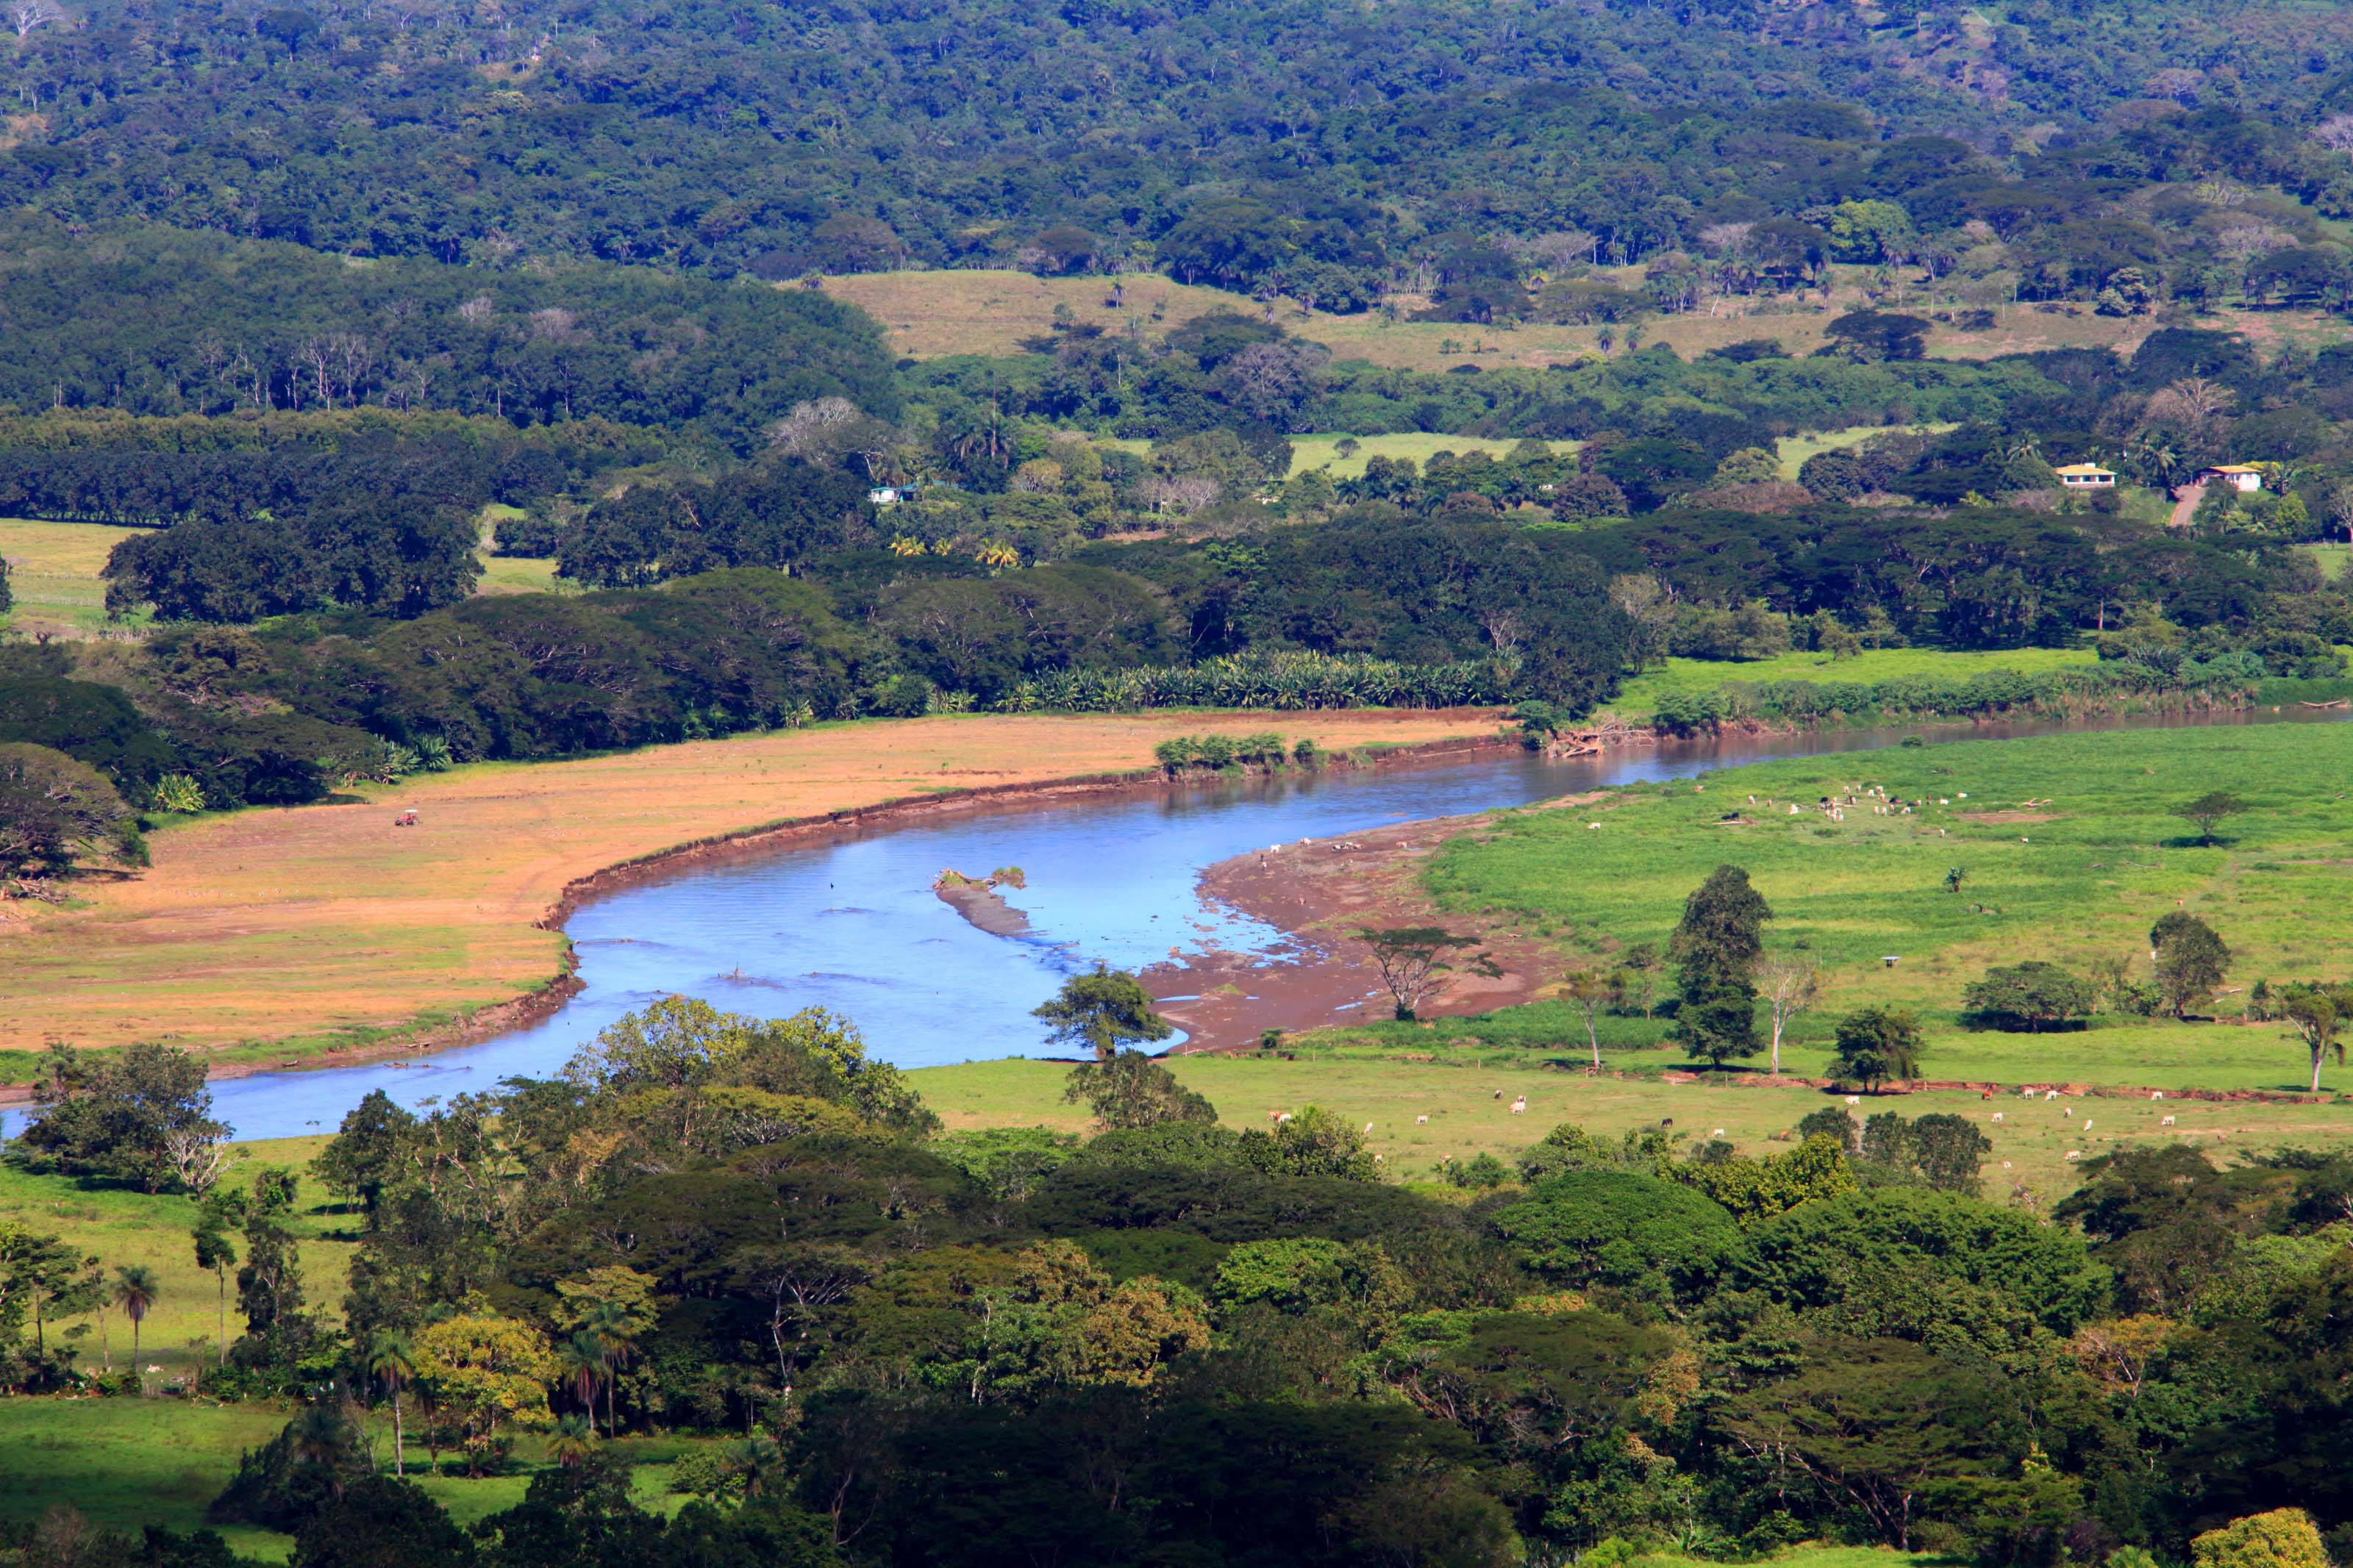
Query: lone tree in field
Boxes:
[
  {"xmin": 1829, "ymin": 1006, "xmax": 1924, "ymax": 1092},
  {"xmin": 2151, "ymin": 912, "xmax": 2230, "ymax": 1017},
  {"xmin": 1359, "ymin": 927, "xmax": 1497, "ymax": 1021},
  {"xmin": 1559, "ymin": 969, "xmax": 1622, "ymax": 1069},
  {"xmin": 1757, "ymin": 953, "xmax": 1821, "ymax": 1074},
  {"xmin": 1032, "ymin": 966, "xmax": 1173, "ymax": 1062},
  {"xmin": 2278, "ymin": 983, "xmax": 2353, "ymax": 1093},
  {"xmin": 1671, "ymin": 864, "xmax": 1774, "ymax": 1068},
  {"xmin": 2177, "ymin": 790, "xmax": 2246, "ymax": 847},
  {"xmin": 113, "ymin": 1264, "xmax": 160, "ymax": 1367}
]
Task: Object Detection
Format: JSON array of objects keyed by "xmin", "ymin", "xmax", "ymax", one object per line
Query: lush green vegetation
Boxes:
[
  {"xmin": 1608, "ymin": 648, "xmax": 2099, "ymax": 720},
  {"xmin": 1422, "ymin": 723, "xmax": 2353, "ymax": 1088},
  {"xmin": 2, "ymin": 985, "xmax": 2349, "ymax": 1567}
]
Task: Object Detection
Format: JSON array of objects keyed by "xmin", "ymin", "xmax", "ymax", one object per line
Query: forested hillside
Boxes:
[{"xmin": 11, "ymin": 0, "xmax": 2353, "ymax": 314}]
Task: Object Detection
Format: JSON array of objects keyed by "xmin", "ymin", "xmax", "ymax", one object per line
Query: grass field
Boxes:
[
  {"xmin": 0, "ymin": 513, "xmax": 566, "ymax": 636},
  {"xmin": 815, "ymin": 267, "xmax": 2329, "ymax": 374},
  {"xmin": 1096, "ymin": 431, "xmax": 1567, "ymax": 479},
  {"xmin": 2307, "ymin": 543, "xmax": 2351, "ymax": 581},
  {"xmin": 0, "ymin": 1399, "xmax": 710, "ymax": 1560},
  {"xmin": 915, "ymin": 1051, "xmax": 2353, "ymax": 1193},
  {"xmin": 0, "ymin": 709, "xmax": 1504, "ymax": 1070},
  {"xmin": 0, "ymin": 516, "xmax": 150, "ymax": 640},
  {"xmin": 0, "ymin": 1136, "xmax": 349, "ymax": 1380},
  {"xmin": 1413, "ymin": 721, "xmax": 2353, "ymax": 1092},
  {"xmin": 1602, "ymin": 646, "xmax": 2099, "ymax": 720},
  {"xmin": 473, "ymin": 554, "xmax": 563, "ymax": 595}
]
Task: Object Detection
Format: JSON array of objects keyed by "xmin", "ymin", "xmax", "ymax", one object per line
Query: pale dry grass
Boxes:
[
  {"xmin": 817, "ymin": 267, "xmax": 2317, "ymax": 374},
  {"xmin": 0, "ymin": 710, "xmax": 1504, "ymax": 1059}
]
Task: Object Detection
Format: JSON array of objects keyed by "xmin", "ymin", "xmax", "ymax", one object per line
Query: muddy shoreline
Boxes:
[
  {"xmin": 0, "ymin": 726, "xmax": 1519, "ymax": 1104},
  {"xmin": 1142, "ymin": 792, "xmax": 1611, "ymax": 1050}
]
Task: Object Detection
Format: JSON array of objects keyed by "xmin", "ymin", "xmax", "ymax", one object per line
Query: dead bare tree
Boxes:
[{"xmin": 10, "ymin": 0, "xmax": 63, "ymax": 38}]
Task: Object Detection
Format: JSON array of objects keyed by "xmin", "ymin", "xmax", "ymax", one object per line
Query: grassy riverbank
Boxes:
[
  {"xmin": 0, "ymin": 709, "xmax": 1504, "ymax": 1075},
  {"xmin": 1602, "ymin": 647, "xmax": 2099, "ymax": 722},
  {"xmin": 1411, "ymin": 721, "xmax": 2353, "ymax": 1082}
]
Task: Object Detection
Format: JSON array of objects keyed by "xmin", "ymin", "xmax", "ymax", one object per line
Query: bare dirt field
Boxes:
[{"xmin": 0, "ymin": 709, "xmax": 1505, "ymax": 1071}]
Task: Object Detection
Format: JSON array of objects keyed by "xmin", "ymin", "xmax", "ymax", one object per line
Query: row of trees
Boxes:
[{"xmin": 11, "ymin": 986, "xmax": 2351, "ymax": 1568}]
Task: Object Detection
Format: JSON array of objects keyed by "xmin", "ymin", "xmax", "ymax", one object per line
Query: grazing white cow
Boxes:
[
  {"xmin": 1415, "ymin": 1114, "xmax": 1429, "ymax": 1125},
  {"xmin": 2065, "ymin": 1107, "xmax": 2074, "ymax": 1118},
  {"xmin": 2045, "ymin": 1090, "xmax": 2060, "ymax": 1102},
  {"xmin": 2160, "ymin": 1115, "xmax": 2177, "ymax": 1126},
  {"xmin": 1710, "ymin": 1128, "xmax": 1725, "ymax": 1137},
  {"xmin": 2064, "ymin": 1151, "xmax": 2081, "ymax": 1161},
  {"xmin": 2082, "ymin": 1120, "xmax": 2093, "ymax": 1132},
  {"xmin": 1992, "ymin": 1112, "xmax": 2004, "ymax": 1123},
  {"xmin": 1845, "ymin": 1095, "xmax": 1861, "ymax": 1106},
  {"xmin": 1276, "ymin": 1113, "xmax": 1294, "ymax": 1124},
  {"xmin": 1509, "ymin": 1096, "xmax": 1527, "ymax": 1115},
  {"xmin": 2152, "ymin": 1091, "xmax": 2165, "ymax": 1101}
]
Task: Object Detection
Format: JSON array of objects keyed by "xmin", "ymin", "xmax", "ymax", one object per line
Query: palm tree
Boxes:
[
  {"xmin": 582, "ymin": 1302, "xmax": 643, "ymax": 1437},
  {"xmin": 549, "ymin": 1414, "xmax": 596, "ymax": 1469},
  {"xmin": 363, "ymin": 1332, "xmax": 416, "ymax": 1478},
  {"xmin": 291, "ymin": 1406, "xmax": 357, "ymax": 1501},
  {"xmin": 113, "ymin": 1266, "xmax": 160, "ymax": 1375},
  {"xmin": 556, "ymin": 1333, "xmax": 606, "ymax": 1435}
]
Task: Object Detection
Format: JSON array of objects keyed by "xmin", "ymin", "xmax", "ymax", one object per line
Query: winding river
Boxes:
[{"xmin": 43, "ymin": 706, "xmax": 2353, "ymax": 1142}]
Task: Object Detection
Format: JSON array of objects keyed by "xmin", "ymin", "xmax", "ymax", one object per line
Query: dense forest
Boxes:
[{"xmin": 14, "ymin": 0, "xmax": 2353, "ymax": 322}]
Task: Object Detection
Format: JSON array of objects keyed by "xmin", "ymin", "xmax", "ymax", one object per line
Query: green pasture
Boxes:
[
  {"xmin": 1417, "ymin": 720, "xmax": 2353, "ymax": 1088},
  {"xmin": 1602, "ymin": 645, "xmax": 2099, "ymax": 720},
  {"xmin": 0, "ymin": 1399, "xmax": 707, "ymax": 1560},
  {"xmin": 914, "ymin": 1051, "xmax": 2353, "ymax": 1194},
  {"xmin": 1772, "ymin": 423, "xmax": 1957, "ymax": 480},
  {"xmin": 0, "ymin": 1136, "xmax": 349, "ymax": 1380}
]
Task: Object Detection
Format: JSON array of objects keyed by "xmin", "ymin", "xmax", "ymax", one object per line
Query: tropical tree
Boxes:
[
  {"xmin": 2178, "ymin": 790, "xmax": 2246, "ymax": 847},
  {"xmin": 1061, "ymin": 1050, "xmax": 1217, "ymax": 1129},
  {"xmin": 1671, "ymin": 865, "xmax": 1774, "ymax": 1067},
  {"xmin": 1829, "ymin": 1008, "xmax": 1925, "ymax": 1092},
  {"xmin": 290, "ymin": 1406, "xmax": 362, "ymax": 1503},
  {"xmin": 2277, "ymin": 984, "xmax": 2353, "ymax": 1093},
  {"xmin": 190, "ymin": 1192, "xmax": 240, "ymax": 1370},
  {"xmin": 1560, "ymin": 970, "xmax": 1619, "ymax": 1070},
  {"xmin": 2151, "ymin": 912, "xmax": 2230, "ymax": 1017},
  {"xmin": 1030, "ymin": 966, "xmax": 1174, "ymax": 1061},
  {"xmin": 1358, "ymin": 927, "xmax": 1497, "ymax": 1021},
  {"xmin": 580, "ymin": 1300, "xmax": 647, "ymax": 1438},
  {"xmin": 549, "ymin": 1414, "xmax": 598, "ymax": 1469},
  {"xmin": 364, "ymin": 1331, "xmax": 417, "ymax": 1478},
  {"xmin": 412, "ymin": 1311, "xmax": 560, "ymax": 1471},
  {"xmin": 556, "ymin": 1333, "xmax": 607, "ymax": 1432},
  {"xmin": 1757, "ymin": 953, "xmax": 1821, "ymax": 1074},
  {"xmin": 113, "ymin": 1265, "xmax": 160, "ymax": 1369}
]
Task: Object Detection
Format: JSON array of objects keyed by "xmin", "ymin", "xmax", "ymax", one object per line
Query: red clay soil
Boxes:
[{"xmin": 1143, "ymin": 796, "xmax": 1611, "ymax": 1051}]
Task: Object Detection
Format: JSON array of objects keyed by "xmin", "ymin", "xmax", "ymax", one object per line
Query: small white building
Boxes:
[
  {"xmin": 868, "ymin": 487, "xmax": 903, "ymax": 506},
  {"xmin": 2188, "ymin": 464, "xmax": 2263, "ymax": 493},
  {"xmin": 2053, "ymin": 463, "xmax": 2115, "ymax": 490}
]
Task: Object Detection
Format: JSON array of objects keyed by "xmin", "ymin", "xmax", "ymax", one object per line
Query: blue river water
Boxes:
[{"xmin": 18, "ymin": 706, "xmax": 2349, "ymax": 1142}]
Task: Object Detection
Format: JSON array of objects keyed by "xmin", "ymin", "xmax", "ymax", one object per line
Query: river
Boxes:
[{"xmin": 33, "ymin": 706, "xmax": 2353, "ymax": 1142}]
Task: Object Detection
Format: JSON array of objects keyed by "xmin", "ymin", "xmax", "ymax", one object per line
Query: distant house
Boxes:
[
  {"xmin": 2188, "ymin": 464, "xmax": 2263, "ymax": 493},
  {"xmin": 2053, "ymin": 463, "xmax": 2115, "ymax": 490},
  {"xmin": 868, "ymin": 486, "xmax": 904, "ymax": 505}
]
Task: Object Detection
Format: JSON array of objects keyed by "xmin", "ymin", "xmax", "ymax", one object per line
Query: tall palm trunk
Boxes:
[{"xmin": 392, "ymin": 1394, "xmax": 404, "ymax": 1478}]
